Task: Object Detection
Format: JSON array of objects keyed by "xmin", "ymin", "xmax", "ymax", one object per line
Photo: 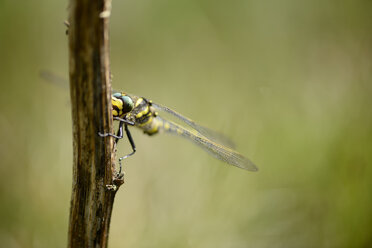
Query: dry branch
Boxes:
[{"xmin": 67, "ymin": 0, "xmax": 122, "ymax": 247}]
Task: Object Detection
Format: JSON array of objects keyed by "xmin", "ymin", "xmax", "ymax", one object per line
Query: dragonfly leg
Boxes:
[
  {"xmin": 98, "ymin": 117, "xmax": 134, "ymax": 140},
  {"xmin": 98, "ymin": 121, "xmax": 124, "ymax": 140},
  {"xmin": 115, "ymin": 121, "xmax": 124, "ymax": 143},
  {"xmin": 118, "ymin": 124, "xmax": 136, "ymax": 174},
  {"xmin": 113, "ymin": 117, "xmax": 135, "ymax": 126}
]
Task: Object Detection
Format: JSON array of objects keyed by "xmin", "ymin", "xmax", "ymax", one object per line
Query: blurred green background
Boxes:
[{"xmin": 1, "ymin": 0, "xmax": 371, "ymax": 247}]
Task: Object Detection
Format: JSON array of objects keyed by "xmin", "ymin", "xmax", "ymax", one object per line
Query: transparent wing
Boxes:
[
  {"xmin": 40, "ymin": 71, "xmax": 119, "ymax": 94},
  {"xmin": 152, "ymin": 102, "xmax": 236, "ymax": 149},
  {"xmin": 157, "ymin": 117, "xmax": 258, "ymax": 171},
  {"xmin": 39, "ymin": 70, "xmax": 69, "ymax": 89}
]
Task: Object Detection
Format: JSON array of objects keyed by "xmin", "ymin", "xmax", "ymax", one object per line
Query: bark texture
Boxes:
[{"xmin": 67, "ymin": 0, "xmax": 122, "ymax": 247}]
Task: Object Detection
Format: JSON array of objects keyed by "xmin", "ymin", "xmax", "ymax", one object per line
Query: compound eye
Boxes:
[
  {"xmin": 122, "ymin": 95, "xmax": 134, "ymax": 113},
  {"xmin": 113, "ymin": 92, "xmax": 122, "ymax": 98}
]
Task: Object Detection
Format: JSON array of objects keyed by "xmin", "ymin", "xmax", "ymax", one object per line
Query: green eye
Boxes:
[
  {"xmin": 113, "ymin": 92, "xmax": 121, "ymax": 98},
  {"xmin": 122, "ymin": 96, "xmax": 134, "ymax": 113}
]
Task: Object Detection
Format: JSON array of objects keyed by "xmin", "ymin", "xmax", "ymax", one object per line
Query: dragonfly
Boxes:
[
  {"xmin": 40, "ymin": 71, "xmax": 258, "ymax": 172},
  {"xmin": 99, "ymin": 92, "xmax": 258, "ymax": 172}
]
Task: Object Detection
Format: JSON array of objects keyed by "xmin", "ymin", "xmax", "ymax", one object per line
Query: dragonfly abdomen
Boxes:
[{"xmin": 137, "ymin": 116, "xmax": 162, "ymax": 136}]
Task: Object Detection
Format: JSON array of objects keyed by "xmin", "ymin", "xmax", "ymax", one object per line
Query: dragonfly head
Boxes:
[{"xmin": 112, "ymin": 92, "xmax": 134, "ymax": 117}]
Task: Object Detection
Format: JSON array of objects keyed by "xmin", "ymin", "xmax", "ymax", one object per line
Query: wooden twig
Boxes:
[{"xmin": 67, "ymin": 0, "xmax": 122, "ymax": 247}]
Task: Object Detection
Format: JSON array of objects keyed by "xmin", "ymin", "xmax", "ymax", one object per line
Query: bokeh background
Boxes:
[{"xmin": 1, "ymin": 0, "xmax": 371, "ymax": 247}]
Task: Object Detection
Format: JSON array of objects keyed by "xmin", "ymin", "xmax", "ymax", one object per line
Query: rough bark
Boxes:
[{"xmin": 67, "ymin": 0, "xmax": 123, "ymax": 247}]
